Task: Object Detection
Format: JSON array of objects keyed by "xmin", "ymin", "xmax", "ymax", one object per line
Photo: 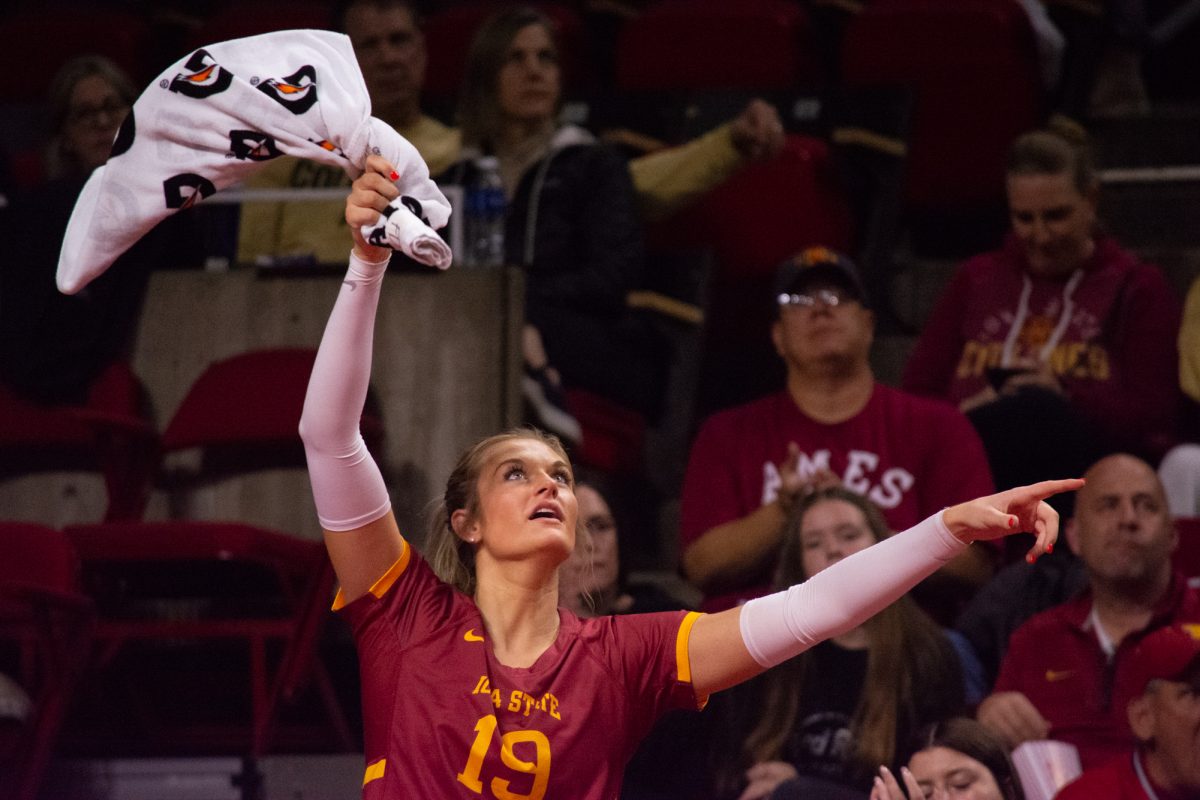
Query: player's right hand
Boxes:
[{"xmin": 977, "ymin": 690, "xmax": 1051, "ymax": 747}]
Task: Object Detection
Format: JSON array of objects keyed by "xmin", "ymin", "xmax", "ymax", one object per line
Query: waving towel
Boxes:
[{"xmin": 57, "ymin": 28, "xmax": 452, "ymax": 295}]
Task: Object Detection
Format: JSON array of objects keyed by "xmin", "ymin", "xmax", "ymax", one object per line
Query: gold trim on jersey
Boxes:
[
  {"xmin": 676, "ymin": 611, "xmax": 702, "ymax": 683},
  {"xmin": 363, "ymin": 758, "xmax": 386, "ymax": 786},
  {"xmin": 331, "ymin": 540, "xmax": 412, "ymax": 610}
]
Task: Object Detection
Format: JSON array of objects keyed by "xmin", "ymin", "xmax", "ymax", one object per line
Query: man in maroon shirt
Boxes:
[
  {"xmin": 679, "ymin": 248, "xmax": 996, "ymax": 613},
  {"xmin": 1055, "ymin": 625, "xmax": 1200, "ymax": 800},
  {"xmin": 979, "ymin": 454, "xmax": 1200, "ymax": 770}
]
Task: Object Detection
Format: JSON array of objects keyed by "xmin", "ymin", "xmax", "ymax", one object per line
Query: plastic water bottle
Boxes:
[{"xmin": 464, "ymin": 156, "xmax": 506, "ymax": 268}]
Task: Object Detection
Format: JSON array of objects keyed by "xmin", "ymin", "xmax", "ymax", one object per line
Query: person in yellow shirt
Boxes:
[{"xmin": 237, "ymin": 0, "xmax": 784, "ymax": 266}]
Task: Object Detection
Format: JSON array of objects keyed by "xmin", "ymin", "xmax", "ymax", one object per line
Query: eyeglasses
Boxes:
[
  {"xmin": 777, "ymin": 288, "xmax": 855, "ymax": 309},
  {"xmin": 66, "ymin": 100, "xmax": 129, "ymax": 128}
]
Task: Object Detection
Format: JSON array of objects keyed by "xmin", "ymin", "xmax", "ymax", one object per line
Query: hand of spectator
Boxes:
[
  {"xmin": 776, "ymin": 443, "xmax": 838, "ymax": 514},
  {"xmin": 977, "ymin": 690, "xmax": 1052, "ymax": 747},
  {"xmin": 737, "ymin": 760, "xmax": 798, "ymax": 800},
  {"xmin": 1001, "ymin": 360, "xmax": 1063, "ymax": 396},
  {"xmin": 869, "ymin": 765, "xmax": 922, "ymax": 800},
  {"xmin": 730, "ymin": 99, "xmax": 785, "ymax": 162},
  {"xmin": 346, "ymin": 154, "xmax": 399, "ymax": 263}
]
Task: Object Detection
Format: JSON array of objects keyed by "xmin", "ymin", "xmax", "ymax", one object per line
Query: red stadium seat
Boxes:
[
  {"xmin": 0, "ymin": 8, "xmax": 154, "ymax": 104},
  {"xmin": 841, "ymin": 0, "xmax": 1045, "ymax": 215},
  {"xmin": 59, "ymin": 348, "xmax": 369, "ymax": 756},
  {"xmin": 182, "ymin": 2, "xmax": 335, "ymax": 53},
  {"xmin": 616, "ymin": 0, "xmax": 821, "ymax": 92},
  {"xmin": 0, "ymin": 361, "xmax": 157, "ymax": 522},
  {"xmin": 0, "ymin": 522, "xmax": 93, "ymax": 800}
]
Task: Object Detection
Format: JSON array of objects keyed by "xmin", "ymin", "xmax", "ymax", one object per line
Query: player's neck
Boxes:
[
  {"xmin": 473, "ymin": 565, "xmax": 562, "ymax": 669},
  {"xmin": 786, "ymin": 362, "xmax": 874, "ymax": 424}
]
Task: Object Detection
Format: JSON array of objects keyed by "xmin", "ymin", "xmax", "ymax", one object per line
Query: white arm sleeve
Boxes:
[
  {"xmin": 738, "ymin": 511, "xmax": 967, "ymax": 668},
  {"xmin": 298, "ymin": 250, "xmax": 392, "ymax": 531}
]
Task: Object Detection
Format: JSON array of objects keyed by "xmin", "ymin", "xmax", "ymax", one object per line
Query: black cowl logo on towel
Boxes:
[
  {"xmin": 108, "ymin": 109, "xmax": 136, "ymax": 159},
  {"xmin": 163, "ymin": 173, "xmax": 216, "ymax": 210},
  {"xmin": 257, "ymin": 65, "xmax": 317, "ymax": 114},
  {"xmin": 229, "ymin": 130, "xmax": 282, "ymax": 161},
  {"xmin": 169, "ymin": 49, "xmax": 234, "ymax": 98}
]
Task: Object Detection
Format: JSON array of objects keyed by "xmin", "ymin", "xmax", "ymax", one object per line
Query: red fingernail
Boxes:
[
  {"xmin": 1008, "ymin": 516, "xmax": 1016, "ymax": 528},
  {"xmin": 1026, "ymin": 553, "xmax": 1035, "ymax": 564},
  {"xmin": 389, "ymin": 170, "xmax": 399, "ymax": 181},
  {"xmin": 1047, "ymin": 543, "xmax": 1054, "ymax": 554}
]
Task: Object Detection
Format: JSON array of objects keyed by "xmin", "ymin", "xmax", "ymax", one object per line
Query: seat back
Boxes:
[
  {"xmin": 841, "ymin": 0, "xmax": 1044, "ymax": 214},
  {"xmin": 0, "ymin": 8, "xmax": 154, "ymax": 105},
  {"xmin": 616, "ymin": 0, "xmax": 820, "ymax": 92},
  {"xmin": 0, "ymin": 521, "xmax": 92, "ymax": 800},
  {"xmin": 182, "ymin": 2, "xmax": 335, "ymax": 53}
]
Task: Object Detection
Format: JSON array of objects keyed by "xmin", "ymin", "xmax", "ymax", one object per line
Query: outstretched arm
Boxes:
[
  {"xmin": 299, "ymin": 155, "xmax": 406, "ymax": 604},
  {"xmin": 687, "ymin": 478, "xmax": 1084, "ymax": 697}
]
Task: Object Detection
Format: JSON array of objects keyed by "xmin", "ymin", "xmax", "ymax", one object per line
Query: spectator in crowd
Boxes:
[
  {"xmin": 237, "ymin": 0, "xmax": 784, "ymax": 266},
  {"xmin": 1055, "ymin": 624, "xmax": 1200, "ymax": 800},
  {"xmin": 955, "ymin": 538, "xmax": 1088, "ymax": 691},
  {"xmin": 679, "ymin": 247, "xmax": 995, "ymax": 614},
  {"xmin": 1157, "ymin": 274, "xmax": 1200, "ymax": 518},
  {"xmin": 902, "ymin": 129, "xmax": 1181, "ymax": 516},
  {"xmin": 709, "ymin": 487, "xmax": 964, "ymax": 800},
  {"xmin": 558, "ymin": 476, "xmax": 683, "ymax": 617},
  {"xmin": 977, "ymin": 453, "xmax": 1199, "ymax": 770},
  {"xmin": 869, "ymin": 717, "xmax": 1026, "ymax": 800},
  {"xmin": 0, "ymin": 55, "xmax": 197, "ymax": 408}
]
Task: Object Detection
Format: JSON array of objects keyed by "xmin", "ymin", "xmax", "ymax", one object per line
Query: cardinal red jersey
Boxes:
[{"xmin": 336, "ymin": 543, "xmax": 704, "ymax": 799}]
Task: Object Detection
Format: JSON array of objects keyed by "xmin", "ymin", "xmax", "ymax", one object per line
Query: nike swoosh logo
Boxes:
[
  {"xmin": 464, "ymin": 629, "xmax": 484, "ymax": 643},
  {"xmin": 1045, "ymin": 669, "xmax": 1074, "ymax": 682}
]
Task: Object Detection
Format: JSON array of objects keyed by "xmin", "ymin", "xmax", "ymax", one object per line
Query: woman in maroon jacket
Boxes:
[{"xmin": 902, "ymin": 128, "xmax": 1181, "ymax": 516}]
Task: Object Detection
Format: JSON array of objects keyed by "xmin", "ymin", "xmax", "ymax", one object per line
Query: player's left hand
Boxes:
[{"xmin": 943, "ymin": 478, "xmax": 1084, "ymax": 562}]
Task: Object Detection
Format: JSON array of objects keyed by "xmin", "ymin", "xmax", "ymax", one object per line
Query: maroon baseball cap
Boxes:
[{"xmin": 1128, "ymin": 625, "xmax": 1200, "ymax": 692}]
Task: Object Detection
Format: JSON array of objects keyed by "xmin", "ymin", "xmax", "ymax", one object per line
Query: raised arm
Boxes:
[
  {"xmin": 299, "ymin": 155, "xmax": 405, "ymax": 603},
  {"xmin": 687, "ymin": 478, "xmax": 1084, "ymax": 698}
]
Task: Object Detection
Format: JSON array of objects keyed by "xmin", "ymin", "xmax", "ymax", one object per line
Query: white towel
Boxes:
[{"xmin": 57, "ymin": 28, "xmax": 452, "ymax": 295}]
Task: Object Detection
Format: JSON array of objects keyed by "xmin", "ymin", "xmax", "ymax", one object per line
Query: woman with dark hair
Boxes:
[
  {"xmin": 299, "ymin": 156, "xmax": 1077, "ymax": 798},
  {"xmin": 902, "ymin": 127, "xmax": 1181, "ymax": 519},
  {"xmin": 871, "ymin": 718, "xmax": 1025, "ymax": 800},
  {"xmin": 711, "ymin": 487, "xmax": 965, "ymax": 800},
  {"xmin": 446, "ymin": 6, "xmax": 665, "ymax": 432}
]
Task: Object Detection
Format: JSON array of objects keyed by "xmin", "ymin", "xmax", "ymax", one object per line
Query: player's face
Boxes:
[
  {"xmin": 344, "ymin": 3, "xmax": 426, "ymax": 119},
  {"xmin": 907, "ymin": 746, "xmax": 1006, "ymax": 800},
  {"xmin": 64, "ymin": 73, "xmax": 129, "ymax": 174},
  {"xmin": 496, "ymin": 23, "xmax": 560, "ymax": 125},
  {"xmin": 771, "ymin": 281, "xmax": 874, "ymax": 373},
  {"xmin": 470, "ymin": 438, "xmax": 577, "ymax": 566},
  {"xmin": 798, "ymin": 498, "xmax": 875, "ymax": 579},
  {"xmin": 1006, "ymin": 171, "xmax": 1097, "ymax": 279},
  {"xmin": 1070, "ymin": 455, "xmax": 1175, "ymax": 588},
  {"xmin": 1143, "ymin": 679, "xmax": 1200, "ymax": 792}
]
